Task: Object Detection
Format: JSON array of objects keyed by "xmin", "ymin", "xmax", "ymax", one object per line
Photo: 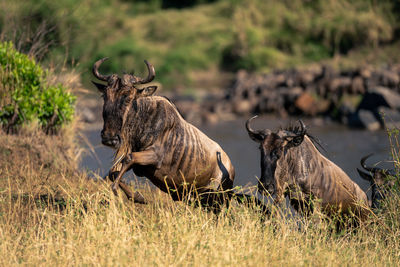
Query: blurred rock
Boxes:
[
  {"xmin": 199, "ymin": 63, "xmax": 400, "ymax": 127},
  {"xmin": 380, "ymin": 70, "xmax": 400, "ymax": 88},
  {"xmin": 232, "ymin": 99, "xmax": 253, "ymax": 115},
  {"xmin": 351, "ymin": 76, "xmax": 365, "ymax": 94},
  {"xmin": 329, "ymin": 77, "xmax": 352, "ymax": 93},
  {"xmin": 348, "ymin": 110, "xmax": 380, "ymax": 131},
  {"xmin": 295, "ymin": 92, "xmax": 317, "ymax": 116},
  {"xmin": 295, "ymin": 92, "xmax": 330, "ymax": 116},
  {"xmin": 358, "ymin": 87, "xmax": 400, "ymax": 111}
]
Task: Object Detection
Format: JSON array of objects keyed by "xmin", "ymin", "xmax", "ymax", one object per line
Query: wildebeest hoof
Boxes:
[
  {"xmin": 132, "ymin": 191, "xmax": 147, "ymax": 204},
  {"xmin": 111, "ymin": 183, "xmax": 119, "ymax": 196},
  {"xmin": 107, "ymin": 171, "xmax": 120, "ymax": 182}
]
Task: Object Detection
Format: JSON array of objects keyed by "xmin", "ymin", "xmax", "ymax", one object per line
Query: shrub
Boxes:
[
  {"xmin": 0, "ymin": 41, "xmax": 75, "ymax": 133},
  {"xmin": 221, "ymin": 0, "xmax": 396, "ymax": 72}
]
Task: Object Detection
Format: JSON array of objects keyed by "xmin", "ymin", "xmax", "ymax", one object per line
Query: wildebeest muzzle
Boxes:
[
  {"xmin": 101, "ymin": 130, "xmax": 121, "ymax": 148},
  {"xmin": 258, "ymin": 181, "xmax": 275, "ymax": 197}
]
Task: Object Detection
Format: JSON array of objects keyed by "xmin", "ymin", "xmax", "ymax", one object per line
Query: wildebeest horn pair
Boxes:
[
  {"xmin": 92, "ymin": 57, "xmax": 155, "ymax": 84},
  {"xmin": 246, "ymin": 115, "xmax": 306, "ymax": 141},
  {"xmin": 358, "ymin": 154, "xmax": 396, "ymax": 178}
]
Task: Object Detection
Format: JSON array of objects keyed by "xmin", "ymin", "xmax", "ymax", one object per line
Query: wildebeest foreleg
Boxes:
[
  {"xmin": 107, "ymin": 171, "xmax": 147, "ymax": 203},
  {"xmin": 111, "ymin": 148, "xmax": 161, "ymax": 197}
]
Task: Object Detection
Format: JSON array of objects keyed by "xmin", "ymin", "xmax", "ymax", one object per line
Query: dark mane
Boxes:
[
  {"xmin": 284, "ymin": 122, "xmax": 303, "ymax": 136},
  {"xmin": 283, "ymin": 122, "xmax": 326, "ymax": 153},
  {"xmin": 123, "ymin": 96, "xmax": 185, "ymax": 151},
  {"xmin": 161, "ymin": 96, "xmax": 185, "ymax": 119}
]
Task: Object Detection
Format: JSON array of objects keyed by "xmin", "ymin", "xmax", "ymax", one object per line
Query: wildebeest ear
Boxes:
[
  {"xmin": 138, "ymin": 86, "xmax": 158, "ymax": 97},
  {"xmin": 357, "ymin": 168, "xmax": 373, "ymax": 182},
  {"xmin": 92, "ymin": 81, "xmax": 107, "ymax": 93},
  {"xmin": 286, "ymin": 135, "xmax": 304, "ymax": 148}
]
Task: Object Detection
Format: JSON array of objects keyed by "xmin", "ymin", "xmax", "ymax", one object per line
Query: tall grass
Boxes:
[{"xmin": 1, "ymin": 125, "xmax": 400, "ymax": 265}]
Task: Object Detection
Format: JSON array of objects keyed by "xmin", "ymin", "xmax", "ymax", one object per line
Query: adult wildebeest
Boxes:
[
  {"xmin": 92, "ymin": 58, "xmax": 235, "ymax": 207},
  {"xmin": 357, "ymin": 154, "xmax": 396, "ymax": 209},
  {"xmin": 246, "ymin": 116, "xmax": 370, "ymax": 219}
]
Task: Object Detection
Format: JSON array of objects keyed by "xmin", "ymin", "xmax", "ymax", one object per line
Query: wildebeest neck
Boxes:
[
  {"xmin": 278, "ymin": 135, "xmax": 369, "ymax": 215},
  {"xmin": 276, "ymin": 135, "xmax": 318, "ymax": 191},
  {"xmin": 119, "ymin": 96, "xmax": 184, "ymax": 153}
]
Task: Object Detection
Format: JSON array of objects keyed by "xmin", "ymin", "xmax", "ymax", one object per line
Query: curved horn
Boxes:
[
  {"xmin": 92, "ymin": 57, "xmax": 111, "ymax": 81},
  {"xmin": 137, "ymin": 60, "xmax": 155, "ymax": 84},
  {"xmin": 361, "ymin": 153, "xmax": 396, "ymax": 176},
  {"xmin": 298, "ymin": 120, "xmax": 306, "ymax": 135},
  {"xmin": 360, "ymin": 154, "xmax": 381, "ymax": 173},
  {"xmin": 246, "ymin": 115, "xmax": 258, "ymax": 135}
]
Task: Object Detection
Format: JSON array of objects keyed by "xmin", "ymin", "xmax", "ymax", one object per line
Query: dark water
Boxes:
[{"xmin": 79, "ymin": 117, "xmax": 393, "ymax": 193}]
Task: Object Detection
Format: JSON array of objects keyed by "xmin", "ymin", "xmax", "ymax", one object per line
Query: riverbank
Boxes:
[{"xmin": 168, "ymin": 64, "xmax": 400, "ymax": 131}]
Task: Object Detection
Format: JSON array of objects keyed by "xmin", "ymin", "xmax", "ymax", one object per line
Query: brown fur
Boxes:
[
  {"xmin": 246, "ymin": 118, "xmax": 370, "ymax": 219},
  {"xmin": 92, "ymin": 59, "xmax": 234, "ymax": 205},
  {"xmin": 275, "ymin": 135, "xmax": 369, "ymax": 218},
  {"xmin": 111, "ymin": 96, "xmax": 235, "ymax": 202}
]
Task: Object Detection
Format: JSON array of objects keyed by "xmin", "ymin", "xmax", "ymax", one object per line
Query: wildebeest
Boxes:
[
  {"xmin": 246, "ymin": 116, "xmax": 369, "ymax": 219},
  {"xmin": 92, "ymin": 58, "xmax": 235, "ymax": 207},
  {"xmin": 357, "ymin": 154, "xmax": 396, "ymax": 209}
]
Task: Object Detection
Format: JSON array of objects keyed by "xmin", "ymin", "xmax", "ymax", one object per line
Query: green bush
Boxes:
[
  {"xmin": 221, "ymin": 0, "xmax": 396, "ymax": 72},
  {"xmin": 2, "ymin": 0, "xmax": 399, "ymax": 90},
  {"xmin": 0, "ymin": 41, "xmax": 75, "ymax": 133}
]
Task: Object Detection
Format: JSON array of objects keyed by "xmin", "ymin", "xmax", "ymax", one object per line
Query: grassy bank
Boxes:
[{"xmin": 0, "ymin": 126, "xmax": 400, "ymax": 266}]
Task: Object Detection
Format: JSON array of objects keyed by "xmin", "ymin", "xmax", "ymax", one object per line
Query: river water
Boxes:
[{"xmin": 79, "ymin": 116, "xmax": 393, "ymax": 194}]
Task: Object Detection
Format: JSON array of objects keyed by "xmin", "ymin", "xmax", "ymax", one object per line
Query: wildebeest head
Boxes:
[
  {"xmin": 357, "ymin": 154, "xmax": 396, "ymax": 209},
  {"xmin": 246, "ymin": 116, "xmax": 306, "ymax": 198},
  {"xmin": 92, "ymin": 58, "xmax": 157, "ymax": 148}
]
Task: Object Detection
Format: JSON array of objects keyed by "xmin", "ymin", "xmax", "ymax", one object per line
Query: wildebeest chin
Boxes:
[
  {"xmin": 92, "ymin": 58, "xmax": 235, "ymax": 208},
  {"xmin": 246, "ymin": 116, "xmax": 370, "ymax": 219}
]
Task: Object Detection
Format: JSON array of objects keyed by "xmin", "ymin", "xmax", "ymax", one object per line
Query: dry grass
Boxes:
[{"xmin": 0, "ymin": 126, "xmax": 400, "ymax": 266}]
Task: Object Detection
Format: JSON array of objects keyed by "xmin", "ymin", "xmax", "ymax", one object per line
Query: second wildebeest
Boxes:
[
  {"xmin": 357, "ymin": 154, "xmax": 396, "ymax": 209},
  {"xmin": 246, "ymin": 116, "xmax": 369, "ymax": 219},
  {"xmin": 92, "ymin": 58, "xmax": 235, "ymax": 208}
]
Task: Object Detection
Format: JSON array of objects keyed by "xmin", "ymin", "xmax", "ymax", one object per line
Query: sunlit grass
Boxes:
[{"xmin": 1, "ymin": 125, "xmax": 400, "ymax": 266}]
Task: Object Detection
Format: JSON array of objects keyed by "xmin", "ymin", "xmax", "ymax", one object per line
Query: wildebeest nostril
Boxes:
[{"xmin": 101, "ymin": 132, "xmax": 120, "ymax": 147}]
